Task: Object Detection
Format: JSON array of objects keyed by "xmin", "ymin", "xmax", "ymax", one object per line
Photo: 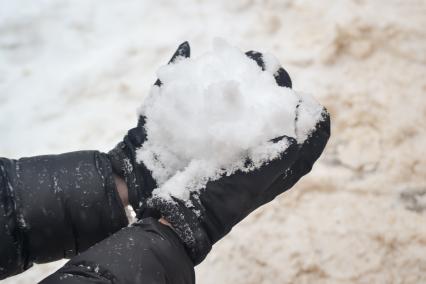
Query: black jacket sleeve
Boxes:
[
  {"xmin": 0, "ymin": 151, "xmax": 128, "ymax": 280},
  {"xmin": 41, "ymin": 218, "xmax": 195, "ymax": 284}
]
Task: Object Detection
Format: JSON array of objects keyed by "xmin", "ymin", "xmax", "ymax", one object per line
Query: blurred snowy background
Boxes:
[{"xmin": 1, "ymin": 0, "xmax": 425, "ymax": 283}]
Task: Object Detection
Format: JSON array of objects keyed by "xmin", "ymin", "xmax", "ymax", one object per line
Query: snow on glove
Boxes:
[
  {"xmin": 108, "ymin": 42, "xmax": 191, "ymax": 212},
  {"xmin": 142, "ymin": 49, "xmax": 331, "ymax": 265}
]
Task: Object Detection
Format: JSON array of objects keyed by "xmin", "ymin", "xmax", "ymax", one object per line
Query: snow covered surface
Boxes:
[
  {"xmin": 137, "ymin": 39, "xmax": 323, "ymax": 201},
  {"xmin": 1, "ymin": 0, "xmax": 426, "ymax": 283}
]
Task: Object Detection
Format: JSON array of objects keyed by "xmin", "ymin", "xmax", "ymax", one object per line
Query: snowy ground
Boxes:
[{"xmin": 1, "ymin": 0, "xmax": 425, "ymax": 283}]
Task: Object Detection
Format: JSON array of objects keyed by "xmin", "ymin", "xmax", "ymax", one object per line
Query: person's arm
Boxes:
[
  {"xmin": 0, "ymin": 152, "xmax": 128, "ymax": 280},
  {"xmin": 40, "ymin": 218, "xmax": 195, "ymax": 284}
]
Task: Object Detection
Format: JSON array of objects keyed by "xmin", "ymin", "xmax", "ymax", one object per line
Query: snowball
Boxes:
[{"xmin": 137, "ymin": 40, "xmax": 324, "ymax": 202}]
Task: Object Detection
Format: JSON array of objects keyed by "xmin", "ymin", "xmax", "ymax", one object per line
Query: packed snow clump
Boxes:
[{"xmin": 137, "ymin": 40, "xmax": 324, "ymax": 202}]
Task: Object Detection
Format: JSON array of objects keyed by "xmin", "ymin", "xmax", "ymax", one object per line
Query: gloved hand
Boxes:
[
  {"xmin": 108, "ymin": 42, "xmax": 191, "ymax": 212},
  {"xmin": 143, "ymin": 47, "xmax": 331, "ymax": 265}
]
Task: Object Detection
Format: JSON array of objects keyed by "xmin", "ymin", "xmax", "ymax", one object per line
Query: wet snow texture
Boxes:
[
  {"xmin": 137, "ymin": 40, "xmax": 322, "ymax": 201},
  {"xmin": 1, "ymin": 0, "xmax": 426, "ymax": 283}
]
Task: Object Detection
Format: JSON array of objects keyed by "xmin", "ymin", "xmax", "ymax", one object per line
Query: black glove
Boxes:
[
  {"xmin": 143, "ymin": 47, "xmax": 331, "ymax": 265},
  {"xmin": 108, "ymin": 42, "xmax": 191, "ymax": 212}
]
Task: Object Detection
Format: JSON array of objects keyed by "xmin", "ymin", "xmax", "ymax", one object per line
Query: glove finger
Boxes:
[
  {"xmin": 154, "ymin": 41, "xmax": 191, "ymax": 86},
  {"xmin": 168, "ymin": 41, "xmax": 191, "ymax": 63},
  {"xmin": 245, "ymin": 50, "xmax": 292, "ymax": 88},
  {"xmin": 245, "ymin": 50, "xmax": 266, "ymax": 70},
  {"xmin": 300, "ymin": 109, "xmax": 330, "ymax": 163},
  {"xmin": 274, "ymin": 67, "xmax": 292, "ymax": 88},
  {"xmin": 266, "ymin": 109, "xmax": 330, "ymax": 200}
]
